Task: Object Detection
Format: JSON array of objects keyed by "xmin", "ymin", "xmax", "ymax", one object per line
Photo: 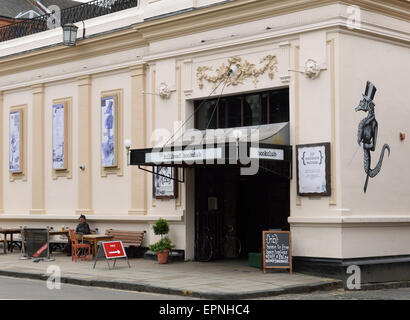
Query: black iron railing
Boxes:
[{"xmin": 0, "ymin": 0, "xmax": 138, "ymax": 43}]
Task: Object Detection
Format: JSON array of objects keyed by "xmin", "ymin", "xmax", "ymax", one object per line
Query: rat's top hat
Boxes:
[{"xmin": 363, "ymin": 81, "xmax": 377, "ymax": 101}]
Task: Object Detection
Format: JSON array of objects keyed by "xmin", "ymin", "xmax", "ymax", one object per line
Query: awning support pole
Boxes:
[
  {"xmin": 137, "ymin": 165, "xmax": 185, "ymax": 184},
  {"xmin": 259, "ymin": 165, "xmax": 291, "ymax": 180}
]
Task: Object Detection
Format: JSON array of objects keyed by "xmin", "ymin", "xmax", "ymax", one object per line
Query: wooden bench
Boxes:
[{"xmin": 105, "ymin": 229, "xmax": 146, "ymax": 248}]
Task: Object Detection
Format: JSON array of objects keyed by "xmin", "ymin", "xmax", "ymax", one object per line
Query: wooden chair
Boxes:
[{"xmin": 69, "ymin": 229, "xmax": 91, "ymax": 262}]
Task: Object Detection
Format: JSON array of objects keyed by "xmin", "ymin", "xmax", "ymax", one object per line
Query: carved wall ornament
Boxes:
[
  {"xmin": 141, "ymin": 82, "xmax": 173, "ymax": 99},
  {"xmin": 158, "ymin": 82, "xmax": 172, "ymax": 99},
  {"xmin": 288, "ymin": 59, "xmax": 327, "ymax": 80},
  {"xmin": 196, "ymin": 55, "xmax": 278, "ymax": 89},
  {"xmin": 304, "ymin": 59, "xmax": 322, "ymax": 79}
]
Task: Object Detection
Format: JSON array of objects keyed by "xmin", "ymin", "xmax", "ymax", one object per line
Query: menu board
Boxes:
[{"xmin": 262, "ymin": 231, "xmax": 292, "ymax": 274}]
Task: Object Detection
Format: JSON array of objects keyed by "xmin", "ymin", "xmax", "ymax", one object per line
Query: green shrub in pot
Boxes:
[
  {"xmin": 152, "ymin": 217, "xmax": 169, "ymax": 237},
  {"xmin": 149, "ymin": 237, "xmax": 174, "ymax": 253},
  {"xmin": 150, "ymin": 218, "xmax": 175, "ymax": 263}
]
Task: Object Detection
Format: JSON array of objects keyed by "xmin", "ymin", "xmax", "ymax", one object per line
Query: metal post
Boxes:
[{"xmin": 44, "ymin": 229, "xmax": 54, "ymax": 262}]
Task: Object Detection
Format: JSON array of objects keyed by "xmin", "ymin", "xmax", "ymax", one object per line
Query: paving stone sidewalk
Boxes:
[{"xmin": 0, "ymin": 251, "xmax": 342, "ymax": 299}]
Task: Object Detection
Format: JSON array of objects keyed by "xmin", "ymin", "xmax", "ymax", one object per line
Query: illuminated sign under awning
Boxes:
[
  {"xmin": 250, "ymin": 147, "xmax": 284, "ymax": 161},
  {"xmin": 145, "ymin": 147, "xmax": 223, "ymax": 164},
  {"xmin": 131, "ymin": 142, "xmax": 291, "ymax": 167}
]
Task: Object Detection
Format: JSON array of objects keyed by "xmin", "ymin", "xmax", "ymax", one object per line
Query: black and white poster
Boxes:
[{"xmin": 153, "ymin": 166, "xmax": 178, "ymax": 199}]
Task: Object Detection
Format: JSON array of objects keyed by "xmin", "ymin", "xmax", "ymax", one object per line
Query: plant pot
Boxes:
[{"xmin": 157, "ymin": 250, "xmax": 170, "ymax": 264}]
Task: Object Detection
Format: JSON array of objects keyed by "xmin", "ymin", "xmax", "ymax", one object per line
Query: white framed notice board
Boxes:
[{"xmin": 296, "ymin": 142, "xmax": 331, "ymax": 197}]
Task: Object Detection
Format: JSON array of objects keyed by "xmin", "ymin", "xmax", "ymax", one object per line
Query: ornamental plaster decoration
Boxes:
[
  {"xmin": 196, "ymin": 55, "xmax": 278, "ymax": 89},
  {"xmin": 141, "ymin": 82, "xmax": 173, "ymax": 99},
  {"xmin": 289, "ymin": 59, "xmax": 327, "ymax": 80},
  {"xmin": 304, "ymin": 59, "xmax": 322, "ymax": 79},
  {"xmin": 158, "ymin": 82, "xmax": 172, "ymax": 99}
]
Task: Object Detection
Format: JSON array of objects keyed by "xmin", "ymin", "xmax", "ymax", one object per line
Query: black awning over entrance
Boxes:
[{"xmin": 129, "ymin": 142, "xmax": 292, "ymax": 179}]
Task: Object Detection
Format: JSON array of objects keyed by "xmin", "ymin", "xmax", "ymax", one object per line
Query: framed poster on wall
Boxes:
[
  {"xmin": 101, "ymin": 95, "xmax": 118, "ymax": 168},
  {"xmin": 52, "ymin": 103, "xmax": 67, "ymax": 170},
  {"xmin": 52, "ymin": 97, "xmax": 72, "ymax": 179},
  {"xmin": 153, "ymin": 166, "xmax": 178, "ymax": 199},
  {"xmin": 296, "ymin": 142, "xmax": 331, "ymax": 196},
  {"xmin": 9, "ymin": 110, "xmax": 22, "ymax": 173}
]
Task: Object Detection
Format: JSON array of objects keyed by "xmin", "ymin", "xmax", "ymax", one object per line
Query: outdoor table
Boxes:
[
  {"xmin": 49, "ymin": 230, "xmax": 70, "ymax": 237},
  {"xmin": 0, "ymin": 228, "xmax": 23, "ymax": 254},
  {"xmin": 48, "ymin": 230, "xmax": 70, "ymax": 253},
  {"xmin": 81, "ymin": 234, "xmax": 114, "ymax": 259}
]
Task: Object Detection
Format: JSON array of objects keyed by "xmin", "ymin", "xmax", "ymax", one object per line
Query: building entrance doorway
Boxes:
[{"xmin": 195, "ymin": 167, "xmax": 290, "ymax": 261}]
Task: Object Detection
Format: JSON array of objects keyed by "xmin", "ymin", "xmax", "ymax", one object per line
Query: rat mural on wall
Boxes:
[{"xmin": 355, "ymin": 81, "xmax": 390, "ymax": 193}]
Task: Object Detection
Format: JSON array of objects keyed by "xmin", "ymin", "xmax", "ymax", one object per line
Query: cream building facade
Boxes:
[{"xmin": 0, "ymin": 0, "xmax": 409, "ymax": 283}]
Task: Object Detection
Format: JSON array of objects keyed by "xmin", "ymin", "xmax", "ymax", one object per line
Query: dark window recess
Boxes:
[
  {"xmin": 195, "ymin": 88, "xmax": 289, "ymax": 130},
  {"xmin": 244, "ymin": 93, "xmax": 267, "ymax": 126},
  {"xmin": 218, "ymin": 96, "xmax": 242, "ymax": 129},
  {"xmin": 269, "ymin": 89, "xmax": 289, "ymax": 124},
  {"xmin": 196, "ymin": 100, "xmax": 217, "ymax": 130}
]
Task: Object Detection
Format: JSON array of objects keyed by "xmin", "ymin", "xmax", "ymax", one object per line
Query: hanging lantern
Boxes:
[{"xmin": 62, "ymin": 23, "xmax": 78, "ymax": 46}]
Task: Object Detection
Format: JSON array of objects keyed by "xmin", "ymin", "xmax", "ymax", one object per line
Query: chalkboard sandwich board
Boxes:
[{"xmin": 262, "ymin": 231, "xmax": 292, "ymax": 274}]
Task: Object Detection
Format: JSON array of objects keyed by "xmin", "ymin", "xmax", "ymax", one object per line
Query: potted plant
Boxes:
[{"xmin": 149, "ymin": 218, "xmax": 174, "ymax": 264}]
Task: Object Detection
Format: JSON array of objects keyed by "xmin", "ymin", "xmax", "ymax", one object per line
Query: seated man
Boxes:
[{"xmin": 76, "ymin": 214, "xmax": 91, "ymax": 235}]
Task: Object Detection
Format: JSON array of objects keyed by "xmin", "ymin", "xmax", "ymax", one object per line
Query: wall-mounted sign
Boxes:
[
  {"xmin": 250, "ymin": 147, "xmax": 284, "ymax": 160},
  {"xmin": 296, "ymin": 142, "xmax": 331, "ymax": 196}
]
